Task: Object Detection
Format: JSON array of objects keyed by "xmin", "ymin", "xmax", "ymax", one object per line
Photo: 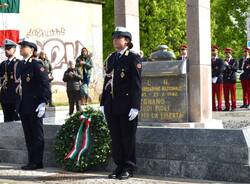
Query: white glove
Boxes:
[
  {"xmin": 36, "ymin": 103, "xmax": 46, "ymax": 118},
  {"xmin": 128, "ymin": 108, "xmax": 139, "ymax": 121},
  {"xmin": 100, "ymin": 106, "xmax": 104, "ymax": 115}
]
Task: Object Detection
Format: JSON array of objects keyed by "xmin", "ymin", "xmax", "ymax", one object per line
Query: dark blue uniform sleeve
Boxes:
[
  {"xmin": 34, "ymin": 61, "xmax": 50, "ymax": 104},
  {"xmin": 130, "ymin": 53, "xmax": 142, "ymax": 110}
]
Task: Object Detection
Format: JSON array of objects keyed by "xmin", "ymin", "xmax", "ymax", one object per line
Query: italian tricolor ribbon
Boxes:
[{"xmin": 65, "ymin": 114, "xmax": 91, "ymax": 165}]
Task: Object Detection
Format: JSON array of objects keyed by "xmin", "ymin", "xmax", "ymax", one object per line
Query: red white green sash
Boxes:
[{"xmin": 65, "ymin": 114, "xmax": 91, "ymax": 165}]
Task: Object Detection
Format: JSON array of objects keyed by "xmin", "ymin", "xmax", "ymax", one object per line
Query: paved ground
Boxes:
[{"xmin": 0, "ymin": 164, "xmax": 247, "ymax": 184}]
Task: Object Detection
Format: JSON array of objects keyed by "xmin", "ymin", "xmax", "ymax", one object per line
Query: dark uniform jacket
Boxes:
[
  {"xmin": 239, "ymin": 58, "xmax": 249, "ymax": 80},
  {"xmin": 63, "ymin": 68, "xmax": 82, "ymax": 91},
  {"xmin": 100, "ymin": 50, "xmax": 142, "ymax": 115},
  {"xmin": 211, "ymin": 57, "xmax": 224, "ymax": 84},
  {"xmin": 18, "ymin": 58, "xmax": 50, "ymax": 115},
  {"xmin": 0, "ymin": 58, "xmax": 20, "ymax": 103},
  {"xmin": 240, "ymin": 58, "xmax": 250, "ymax": 80},
  {"xmin": 223, "ymin": 58, "xmax": 238, "ymax": 83}
]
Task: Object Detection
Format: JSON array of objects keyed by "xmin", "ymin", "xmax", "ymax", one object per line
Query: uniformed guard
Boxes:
[
  {"xmin": 177, "ymin": 44, "xmax": 188, "ymax": 61},
  {"xmin": 238, "ymin": 47, "xmax": 250, "ymax": 108},
  {"xmin": 18, "ymin": 38, "xmax": 50, "ymax": 170},
  {"xmin": 0, "ymin": 39, "xmax": 21, "ymax": 122},
  {"xmin": 100, "ymin": 27, "xmax": 142, "ymax": 180},
  {"xmin": 211, "ymin": 45, "xmax": 224, "ymax": 111},
  {"xmin": 223, "ymin": 48, "xmax": 238, "ymax": 111}
]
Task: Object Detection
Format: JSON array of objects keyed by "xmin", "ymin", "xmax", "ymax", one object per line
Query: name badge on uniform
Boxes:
[
  {"xmin": 26, "ymin": 74, "xmax": 30, "ymax": 82},
  {"xmin": 10, "ymin": 75, "xmax": 13, "ymax": 79}
]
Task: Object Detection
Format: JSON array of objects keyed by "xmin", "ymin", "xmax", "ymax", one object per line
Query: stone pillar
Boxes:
[
  {"xmin": 186, "ymin": 0, "xmax": 212, "ymax": 122},
  {"xmin": 114, "ymin": 0, "xmax": 140, "ymax": 52}
]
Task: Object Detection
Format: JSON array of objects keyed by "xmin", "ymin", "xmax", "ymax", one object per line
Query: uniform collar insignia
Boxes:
[
  {"xmin": 124, "ymin": 50, "xmax": 129, "ymax": 56},
  {"xmin": 28, "ymin": 58, "xmax": 32, "ymax": 63}
]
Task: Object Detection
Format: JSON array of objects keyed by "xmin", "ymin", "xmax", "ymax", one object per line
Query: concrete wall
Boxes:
[{"xmin": 1, "ymin": 0, "xmax": 104, "ymax": 104}]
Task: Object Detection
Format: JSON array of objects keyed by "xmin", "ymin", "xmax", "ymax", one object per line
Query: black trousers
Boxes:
[
  {"xmin": 1, "ymin": 102, "xmax": 20, "ymax": 122},
  {"xmin": 67, "ymin": 90, "xmax": 82, "ymax": 115},
  {"xmin": 21, "ymin": 114, "xmax": 44, "ymax": 165},
  {"xmin": 48, "ymin": 83, "xmax": 53, "ymax": 105},
  {"xmin": 105, "ymin": 112, "xmax": 138, "ymax": 172}
]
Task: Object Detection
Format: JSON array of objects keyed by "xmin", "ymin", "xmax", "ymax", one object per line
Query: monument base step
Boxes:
[
  {"xmin": 0, "ymin": 149, "xmax": 57, "ymax": 167},
  {"xmin": 139, "ymin": 119, "xmax": 223, "ymax": 129},
  {"xmin": 135, "ymin": 158, "xmax": 250, "ymax": 183}
]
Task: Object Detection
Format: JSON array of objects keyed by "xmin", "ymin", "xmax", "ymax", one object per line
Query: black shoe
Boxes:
[
  {"xmin": 21, "ymin": 163, "xmax": 43, "ymax": 170},
  {"xmin": 223, "ymin": 108, "xmax": 229, "ymax": 111},
  {"xmin": 231, "ymin": 108, "xmax": 236, "ymax": 111},
  {"xmin": 118, "ymin": 170, "xmax": 133, "ymax": 180},
  {"xmin": 108, "ymin": 171, "xmax": 123, "ymax": 179},
  {"xmin": 240, "ymin": 105, "xmax": 246, "ymax": 108}
]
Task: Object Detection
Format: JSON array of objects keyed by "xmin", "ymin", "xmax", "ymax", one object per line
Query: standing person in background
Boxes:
[
  {"xmin": 18, "ymin": 38, "xmax": 50, "ymax": 170},
  {"xmin": 211, "ymin": 45, "xmax": 224, "ymax": 111},
  {"xmin": 0, "ymin": 39, "xmax": 21, "ymax": 122},
  {"xmin": 39, "ymin": 51, "xmax": 54, "ymax": 107},
  {"xmin": 63, "ymin": 60, "xmax": 82, "ymax": 116},
  {"xmin": 76, "ymin": 47, "xmax": 93, "ymax": 105},
  {"xmin": 177, "ymin": 44, "xmax": 188, "ymax": 61},
  {"xmin": 239, "ymin": 47, "xmax": 250, "ymax": 108},
  {"xmin": 223, "ymin": 48, "xmax": 238, "ymax": 111}
]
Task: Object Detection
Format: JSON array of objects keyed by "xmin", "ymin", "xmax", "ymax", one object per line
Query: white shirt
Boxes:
[
  {"xmin": 118, "ymin": 47, "xmax": 128, "ymax": 56},
  {"xmin": 23, "ymin": 55, "xmax": 32, "ymax": 64},
  {"xmin": 7, "ymin": 56, "xmax": 15, "ymax": 64}
]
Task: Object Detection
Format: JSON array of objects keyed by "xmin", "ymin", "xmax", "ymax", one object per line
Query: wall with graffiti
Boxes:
[{"xmin": 18, "ymin": 0, "xmax": 103, "ymax": 104}]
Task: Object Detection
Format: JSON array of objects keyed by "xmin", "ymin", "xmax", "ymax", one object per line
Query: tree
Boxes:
[
  {"xmin": 103, "ymin": 0, "xmax": 250, "ymax": 59},
  {"xmin": 211, "ymin": 0, "xmax": 250, "ymax": 58}
]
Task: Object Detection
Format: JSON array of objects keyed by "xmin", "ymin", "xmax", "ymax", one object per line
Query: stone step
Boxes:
[
  {"xmin": 0, "ymin": 149, "xmax": 57, "ymax": 167},
  {"xmin": 0, "ymin": 122, "xmax": 61, "ymax": 138},
  {"xmin": 136, "ymin": 158, "xmax": 250, "ymax": 183},
  {"xmin": 136, "ymin": 142, "xmax": 248, "ymax": 165},
  {"xmin": 0, "ymin": 136, "xmax": 54, "ymax": 151}
]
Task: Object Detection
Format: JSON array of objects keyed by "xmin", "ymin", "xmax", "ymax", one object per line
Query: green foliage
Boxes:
[
  {"xmin": 211, "ymin": 0, "xmax": 250, "ymax": 58},
  {"xmin": 103, "ymin": 0, "xmax": 115, "ymax": 60},
  {"xmin": 54, "ymin": 107, "xmax": 111, "ymax": 172},
  {"xmin": 103, "ymin": 0, "xmax": 250, "ymax": 59},
  {"xmin": 140, "ymin": 0, "xmax": 186, "ymax": 57}
]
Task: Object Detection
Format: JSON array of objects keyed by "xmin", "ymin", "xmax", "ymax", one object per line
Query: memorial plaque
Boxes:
[{"xmin": 140, "ymin": 61, "xmax": 188, "ymax": 123}]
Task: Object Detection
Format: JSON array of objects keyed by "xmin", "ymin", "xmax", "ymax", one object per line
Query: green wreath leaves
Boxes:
[{"xmin": 54, "ymin": 107, "xmax": 111, "ymax": 172}]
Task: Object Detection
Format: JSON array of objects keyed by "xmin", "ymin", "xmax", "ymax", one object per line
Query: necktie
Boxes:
[{"xmin": 117, "ymin": 53, "xmax": 121, "ymax": 60}]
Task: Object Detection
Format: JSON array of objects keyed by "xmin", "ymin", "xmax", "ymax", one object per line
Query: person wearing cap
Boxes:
[
  {"xmin": 238, "ymin": 47, "xmax": 250, "ymax": 108},
  {"xmin": 0, "ymin": 39, "xmax": 21, "ymax": 122},
  {"xmin": 211, "ymin": 45, "xmax": 224, "ymax": 111},
  {"xmin": 223, "ymin": 48, "xmax": 238, "ymax": 111},
  {"xmin": 75, "ymin": 47, "xmax": 93, "ymax": 105},
  {"xmin": 17, "ymin": 37, "xmax": 50, "ymax": 170},
  {"xmin": 177, "ymin": 44, "xmax": 188, "ymax": 61},
  {"xmin": 100, "ymin": 27, "xmax": 142, "ymax": 180}
]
